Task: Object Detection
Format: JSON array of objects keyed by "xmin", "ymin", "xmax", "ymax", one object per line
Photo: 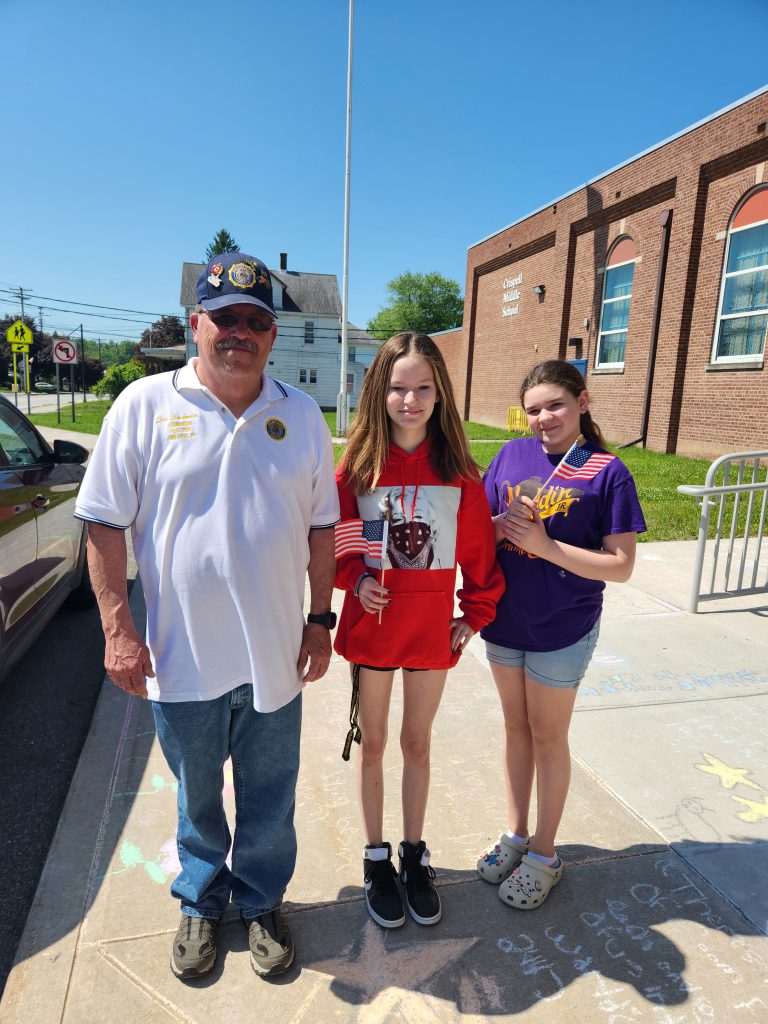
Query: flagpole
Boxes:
[{"xmin": 337, "ymin": 0, "xmax": 354, "ymax": 438}]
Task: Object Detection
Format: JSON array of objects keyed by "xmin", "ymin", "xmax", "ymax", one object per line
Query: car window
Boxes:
[{"xmin": 0, "ymin": 405, "xmax": 47, "ymax": 467}]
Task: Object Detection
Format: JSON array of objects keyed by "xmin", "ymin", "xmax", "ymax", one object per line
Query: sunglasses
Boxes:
[{"xmin": 206, "ymin": 311, "xmax": 273, "ymax": 333}]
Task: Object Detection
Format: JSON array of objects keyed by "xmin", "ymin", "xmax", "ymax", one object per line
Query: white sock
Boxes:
[
  {"xmin": 527, "ymin": 850, "xmax": 559, "ymax": 867},
  {"xmin": 364, "ymin": 845, "xmax": 389, "ymax": 861},
  {"xmin": 504, "ymin": 831, "xmax": 528, "ymax": 846}
]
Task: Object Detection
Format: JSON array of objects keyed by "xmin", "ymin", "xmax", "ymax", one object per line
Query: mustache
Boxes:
[{"xmin": 215, "ymin": 337, "xmax": 258, "ymax": 353}]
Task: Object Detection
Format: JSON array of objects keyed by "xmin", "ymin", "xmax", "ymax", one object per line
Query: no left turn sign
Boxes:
[{"xmin": 53, "ymin": 340, "xmax": 79, "ymax": 364}]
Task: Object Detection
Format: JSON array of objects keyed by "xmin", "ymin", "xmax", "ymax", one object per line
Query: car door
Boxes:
[
  {"xmin": 0, "ymin": 425, "xmax": 40, "ymax": 648},
  {"xmin": 0, "ymin": 403, "xmax": 82, "ymax": 604}
]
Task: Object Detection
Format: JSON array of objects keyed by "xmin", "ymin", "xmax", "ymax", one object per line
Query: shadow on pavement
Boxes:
[{"xmin": 290, "ymin": 841, "xmax": 767, "ymax": 1018}]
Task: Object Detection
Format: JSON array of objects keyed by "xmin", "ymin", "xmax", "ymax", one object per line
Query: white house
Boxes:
[{"xmin": 175, "ymin": 253, "xmax": 380, "ymax": 409}]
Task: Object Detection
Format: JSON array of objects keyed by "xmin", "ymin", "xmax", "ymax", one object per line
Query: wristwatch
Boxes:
[{"xmin": 307, "ymin": 611, "xmax": 337, "ymax": 629}]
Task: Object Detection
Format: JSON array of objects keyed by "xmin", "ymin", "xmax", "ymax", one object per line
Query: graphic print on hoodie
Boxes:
[{"xmin": 357, "ymin": 486, "xmax": 459, "ymax": 570}]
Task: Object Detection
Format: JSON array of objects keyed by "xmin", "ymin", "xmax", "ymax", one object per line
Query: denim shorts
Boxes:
[{"xmin": 484, "ymin": 620, "xmax": 600, "ymax": 689}]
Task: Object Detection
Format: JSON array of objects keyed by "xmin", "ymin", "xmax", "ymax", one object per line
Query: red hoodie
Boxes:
[{"xmin": 334, "ymin": 438, "xmax": 505, "ymax": 669}]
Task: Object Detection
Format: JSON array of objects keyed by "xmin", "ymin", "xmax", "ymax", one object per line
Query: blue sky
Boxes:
[{"xmin": 2, "ymin": 0, "xmax": 767, "ymax": 344}]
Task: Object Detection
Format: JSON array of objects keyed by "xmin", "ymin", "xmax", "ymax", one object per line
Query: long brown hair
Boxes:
[
  {"xmin": 520, "ymin": 360, "xmax": 607, "ymax": 448},
  {"xmin": 341, "ymin": 332, "xmax": 478, "ymax": 495}
]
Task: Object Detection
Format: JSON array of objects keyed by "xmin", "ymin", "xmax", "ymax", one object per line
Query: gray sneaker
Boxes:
[
  {"xmin": 243, "ymin": 909, "xmax": 295, "ymax": 977},
  {"xmin": 170, "ymin": 913, "xmax": 218, "ymax": 979}
]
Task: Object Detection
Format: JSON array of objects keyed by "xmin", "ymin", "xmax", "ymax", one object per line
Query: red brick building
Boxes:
[{"xmin": 438, "ymin": 87, "xmax": 768, "ymax": 458}]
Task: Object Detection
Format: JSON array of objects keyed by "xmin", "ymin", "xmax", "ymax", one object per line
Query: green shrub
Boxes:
[{"xmin": 92, "ymin": 359, "xmax": 146, "ymax": 401}]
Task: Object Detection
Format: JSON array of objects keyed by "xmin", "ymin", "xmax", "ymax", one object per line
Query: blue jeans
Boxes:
[{"xmin": 151, "ymin": 685, "xmax": 302, "ymax": 921}]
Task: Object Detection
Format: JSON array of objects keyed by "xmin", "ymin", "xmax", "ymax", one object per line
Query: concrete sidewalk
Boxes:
[{"xmin": 2, "ymin": 542, "xmax": 767, "ymax": 1023}]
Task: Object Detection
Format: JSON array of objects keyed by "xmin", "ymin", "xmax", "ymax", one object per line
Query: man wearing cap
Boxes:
[{"xmin": 76, "ymin": 252, "xmax": 339, "ymax": 981}]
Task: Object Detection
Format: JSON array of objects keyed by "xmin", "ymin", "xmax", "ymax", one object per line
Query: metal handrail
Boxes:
[{"xmin": 676, "ymin": 450, "xmax": 768, "ymax": 613}]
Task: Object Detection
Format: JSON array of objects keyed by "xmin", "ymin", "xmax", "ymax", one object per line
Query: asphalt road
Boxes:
[
  {"xmin": 0, "ymin": 588, "xmax": 117, "ymax": 997},
  {"xmin": 0, "ymin": 390, "xmax": 100, "ymax": 416}
]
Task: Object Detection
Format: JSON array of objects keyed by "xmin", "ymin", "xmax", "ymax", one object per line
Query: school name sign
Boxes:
[{"xmin": 502, "ymin": 272, "xmax": 523, "ymax": 318}]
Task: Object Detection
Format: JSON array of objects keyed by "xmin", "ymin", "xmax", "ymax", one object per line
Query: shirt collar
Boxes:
[{"xmin": 175, "ymin": 360, "xmax": 286, "ymax": 414}]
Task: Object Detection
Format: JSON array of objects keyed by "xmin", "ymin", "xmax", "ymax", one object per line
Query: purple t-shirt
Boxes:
[{"xmin": 481, "ymin": 437, "xmax": 646, "ymax": 652}]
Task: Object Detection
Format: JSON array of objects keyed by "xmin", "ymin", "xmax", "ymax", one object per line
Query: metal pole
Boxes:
[
  {"xmin": 19, "ymin": 287, "xmax": 31, "ymax": 414},
  {"xmin": 80, "ymin": 324, "xmax": 87, "ymax": 403},
  {"xmin": 336, "ymin": 0, "xmax": 354, "ymax": 438},
  {"xmin": 56, "ymin": 363, "xmax": 61, "ymax": 425}
]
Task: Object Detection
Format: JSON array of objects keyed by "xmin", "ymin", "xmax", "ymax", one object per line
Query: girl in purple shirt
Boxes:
[{"xmin": 477, "ymin": 360, "xmax": 646, "ymax": 910}]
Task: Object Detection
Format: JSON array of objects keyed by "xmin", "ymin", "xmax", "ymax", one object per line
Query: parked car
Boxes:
[{"xmin": 0, "ymin": 394, "xmax": 94, "ymax": 680}]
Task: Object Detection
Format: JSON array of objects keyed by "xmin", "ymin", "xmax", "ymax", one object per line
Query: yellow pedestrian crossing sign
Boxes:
[{"xmin": 6, "ymin": 320, "xmax": 32, "ymax": 351}]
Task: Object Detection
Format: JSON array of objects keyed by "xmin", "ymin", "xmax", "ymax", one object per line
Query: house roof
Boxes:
[
  {"xmin": 180, "ymin": 262, "xmax": 342, "ymax": 316},
  {"xmin": 346, "ymin": 323, "xmax": 379, "ymax": 345}
]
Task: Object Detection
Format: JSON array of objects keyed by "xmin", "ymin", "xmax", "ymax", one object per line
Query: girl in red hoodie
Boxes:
[{"xmin": 335, "ymin": 332, "xmax": 504, "ymax": 929}]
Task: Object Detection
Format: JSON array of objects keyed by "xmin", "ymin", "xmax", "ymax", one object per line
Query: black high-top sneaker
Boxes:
[
  {"xmin": 398, "ymin": 840, "xmax": 442, "ymax": 925},
  {"xmin": 363, "ymin": 842, "xmax": 406, "ymax": 928}
]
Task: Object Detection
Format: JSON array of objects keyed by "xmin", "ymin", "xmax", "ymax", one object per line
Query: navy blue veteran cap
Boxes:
[{"xmin": 196, "ymin": 252, "xmax": 276, "ymax": 317}]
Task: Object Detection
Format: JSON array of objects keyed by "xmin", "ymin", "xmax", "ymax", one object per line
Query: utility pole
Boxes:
[
  {"xmin": 17, "ymin": 286, "xmax": 30, "ymax": 411},
  {"xmin": 80, "ymin": 324, "xmax": 87, "ymax": 403}
]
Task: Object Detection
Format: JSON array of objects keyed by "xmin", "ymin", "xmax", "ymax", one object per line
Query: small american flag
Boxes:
[
  {"xmin": 335, "ymin": 518, "xmax": 388, "ymax": 561},
  {"xmin": 553, "ymin": 444, "xmax": 615, "ymax": 482}
]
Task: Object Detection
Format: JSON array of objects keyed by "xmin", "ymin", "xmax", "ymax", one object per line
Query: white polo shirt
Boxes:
[{"xmin": 75, "ymin": 362, "xmax": 339, "ymax": 711}]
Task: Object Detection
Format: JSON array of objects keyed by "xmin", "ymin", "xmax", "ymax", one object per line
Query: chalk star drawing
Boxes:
[
  {"xmin": 305, "ymin": 924, "xmax": 479, "ymax": 1023},
  {"xmin": 694, "ymin": 753, "xmax": 760, "ymax": 791},
  {"xmin": 731, "ymin": 794, "xmax": 768, "ymax": 823},
  {"xmin": 102, "ymin": 840, "xmax": 167, "ymax": 884}
]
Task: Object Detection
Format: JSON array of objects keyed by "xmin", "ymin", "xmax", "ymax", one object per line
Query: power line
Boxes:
[{"xmin": 0, "ymin": 287, "xmax": 178, "ymax": 319}]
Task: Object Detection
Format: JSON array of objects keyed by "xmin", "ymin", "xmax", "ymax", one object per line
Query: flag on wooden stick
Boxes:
[
  {"xmin": 552, "ymin": 444, "xmax": 615, "ymax": 482},
  {"xmin": 335, "ymin": 518, "xmax": 388, "ymax": 562}
]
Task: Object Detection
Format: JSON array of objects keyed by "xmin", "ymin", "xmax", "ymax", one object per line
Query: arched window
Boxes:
[
  {"xmin": 596, "ymin": 237, "xmax": 636, "ymax": 368},
  {"xmin": 713, "ymin": 187, "xmax": 768, "ymax": 362}
]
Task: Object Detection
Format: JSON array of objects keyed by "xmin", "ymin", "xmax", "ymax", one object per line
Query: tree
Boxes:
[
  {"xmin": 366, "ymin": 271, "xmax": 464, "ymax": 339},
  {"xmin": 141, "ymin": 315, "xmax": 185, "ymax": 349},
  {"xmin": 91, "ymin": 359, "xmax": 146, "ymax": 401},
  {"xmin": 206, "ymin": 229, "xmax": 240, "ymax": 260},
  {"xmin": 82, "ymin": 338, "xmax": 140, "ymax": 367}
]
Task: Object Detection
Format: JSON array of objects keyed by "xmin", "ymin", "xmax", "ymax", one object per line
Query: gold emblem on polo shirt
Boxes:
[{"xmin": 265, "ymin": 417, "xmax": 287, "ymax": 441}]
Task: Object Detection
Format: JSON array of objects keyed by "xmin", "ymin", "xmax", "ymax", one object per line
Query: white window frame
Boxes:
[
  {"xmin": 299, "ymin": 367, "xmax": 318, "ymax": 385},
  {"xmin": 595, "ymin": 249, "xmax": 635, "ymax": 370},
  {"xmin": 304, "ymin": 320, "xmax": 315, "ymax": 345},
  {"xmin": 711, "ymin": 193, "xmax": 768, "ymax": 364}
]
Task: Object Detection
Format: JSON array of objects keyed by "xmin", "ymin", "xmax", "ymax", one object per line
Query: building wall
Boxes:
[
  {"xmin": 460, "ymin": 90, "xmax": 768, "ymax": 457},
  {"xmin": 430, "ymin": 328, "xmax": 466, "ymax": 413}
]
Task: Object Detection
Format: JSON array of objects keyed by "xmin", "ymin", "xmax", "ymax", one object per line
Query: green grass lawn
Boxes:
[
  {"xmin": 28, "ymin": 401, "xmax": 113, "ymax": 433},
  {"xmin": 32, "ymin": 401, "xmax": 722, "ymax": 544}
]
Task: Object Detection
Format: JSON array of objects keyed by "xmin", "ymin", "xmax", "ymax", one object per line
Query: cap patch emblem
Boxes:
[
  {"xmin": 208, "ymin": 272, "xmax": 222, "ymax": 288},
  {"xmin": 229, "ymin": 262, "xmax": 257, "ymax": 290},
  {"xmin": 211, "ymin": 263, "xmax": 224, "ymax": 276},
  {"xmin": 265, "ymin": 417, "xmax": 287, "ymax": 441}
]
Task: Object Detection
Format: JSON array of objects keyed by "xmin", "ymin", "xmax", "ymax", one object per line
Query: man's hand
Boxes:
[
  {"xmin": 297, "ymin": 623, "xmax": 332, "ymax": 682},
  {"xmin": 105, "ymin": 627, "xmax": 154, "ymax": 698}
]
